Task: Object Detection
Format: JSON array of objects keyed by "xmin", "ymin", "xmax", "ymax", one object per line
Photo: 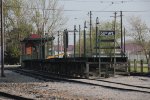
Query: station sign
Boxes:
[{"xmin": 99, "ymin": 30, "xmax": 115, "ymax": 36}]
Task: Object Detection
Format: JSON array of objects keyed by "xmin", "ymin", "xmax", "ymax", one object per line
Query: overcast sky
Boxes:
[{"xmin": 58, "ymin": 0, "xmax": 150, "ymax": 30}]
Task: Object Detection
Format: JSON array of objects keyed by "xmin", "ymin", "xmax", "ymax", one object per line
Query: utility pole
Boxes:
[
  {"xmin": 84, "ymin": 21, "xmax": 87, "ymax": 57},
  {"xmin": 1, "ymin": 0, "xmax": 5, "ymax": 77},
  {"xmin": 43, "ymin": 1, "xmax": 45, "ymax": 59},
  {"xmin": 89, "ymin": 11, "xmax": 92, "ymax": 56},
  {"xmin": 96, "ymin": 17, "xmax": 99, "ymax": 57},
  {"xmin": 51, "ymin": 33, "xmax": 53, "ymax": 56},
  {"xmin": 79, "ymin": 25, "xmax": 81, "ymax": 57},
  {"xmin": 113, "ymin": 12, "xmax": 117, "ymax": 76},
  {"xmin": 74, "ymin": 25, "xmax": 76, "ymax": 58},
  {"xmin": 124, "ymin": 27, "xmax": 126, "ymax": 53},
  {"xmin": 120, "ymin": 11, "xmax": 123, "ymax": 56},
  {"xmin": 63, "ymin": 29, "xmax": 68, "ymax": 58},
  {"xmin": 58, "ymin": 31, "xmax": 59, "ymax": 57},
  {"xmin": 114, "ymin": 12, "xmax": 117, "ymax": 31}
]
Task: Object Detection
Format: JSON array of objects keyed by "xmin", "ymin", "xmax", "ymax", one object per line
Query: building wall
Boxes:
[{"xmin": 126, "ymin": 51, "xmax": 147, "ymax": 61}]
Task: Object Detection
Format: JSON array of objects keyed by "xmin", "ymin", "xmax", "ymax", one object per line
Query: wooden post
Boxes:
[
  {"xmin": 140, "ymin": 59, "xmax": 143, "ymax": 74},
  {"xmin": 105, "ymin": 65, "xmax": 109, "ymax": 78},
  {"xmin": 148, "ymin": 58, "xmax": 150, "ymax": 73},
  {"xmin": 128, "ymin": 60, "xmax": 131, "ymax": 73},
  {"xmin": 134, "ymin": 59, "xmax": 137, "ymax": 72},
  {"xmin": 86, "ymin": 63, "xmax": 89, "ymax": 78},
  {"xmin": 113, "ymin": 63, "xmax": 116, "ymax": 77},
  {"xmin": 98, "ymin": 50, "xmax": 101, "ymax": 77}
]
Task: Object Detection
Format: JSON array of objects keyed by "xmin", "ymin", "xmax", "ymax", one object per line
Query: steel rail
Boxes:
[
  {"xmin": 14, "ymin": 69, "xmax": 150, "ymax": 94},
  {"xmin": 0, "ymin": 91, "xmax": 33, "ymax": 100}
]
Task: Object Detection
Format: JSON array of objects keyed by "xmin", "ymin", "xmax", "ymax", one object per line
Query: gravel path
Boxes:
[{"xmin": 0, "ymin": 70, "xmax": 150, "ymax": 100}]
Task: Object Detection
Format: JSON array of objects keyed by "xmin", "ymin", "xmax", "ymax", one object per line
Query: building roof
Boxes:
[
  {"xmin": 21, "ymin": 34, "xmax": 54, "ymax": 43},
  {"xmin": 125, "ymin": 43, "xmax": 143, "ymax": 53},
  {"xmin": 29, "ymin": 34, "xmax": 41, "ymax": 39}
]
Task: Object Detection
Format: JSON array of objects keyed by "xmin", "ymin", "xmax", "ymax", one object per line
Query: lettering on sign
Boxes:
[{"xmin": 99, "ymin": 31, "xmax": 115, "ymax": 36}]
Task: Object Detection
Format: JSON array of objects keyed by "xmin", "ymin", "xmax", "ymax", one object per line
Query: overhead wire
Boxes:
[
  {"xmin": 58, "ymin": 0, "xmax": 150, "ymax": 3},
  {"xmin": 99, "ymin": 2, "xmax": 114, "ymax": 11},
  {"xmin": 4, "ymin": 0, "xmax": 150, "ymax": 12},
  {"xmin": 3, "ymin": 0, "xmax": 150, "ymax": 26},
  {"xmin": 4, "ymin": 5, "xmax": 150, "ymax": 12}
]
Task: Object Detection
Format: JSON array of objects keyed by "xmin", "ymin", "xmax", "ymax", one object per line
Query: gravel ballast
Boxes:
[{"xmin": 0, "ymin": 70, "xmax": 150, "ymax": 100}]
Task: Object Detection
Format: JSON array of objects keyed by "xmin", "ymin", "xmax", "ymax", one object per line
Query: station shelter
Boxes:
[{"xmin": 20, "ymin": 34, "xmax": 54, "ymax": 61}]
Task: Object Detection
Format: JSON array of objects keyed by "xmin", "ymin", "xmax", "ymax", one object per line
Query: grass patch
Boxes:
[
  {"xmin": 130, "ymin": 60, "xmax": 148, "ymax": 64},
  {"xmin": 130, "ymin": 66, "xmax": 149, "ymax": 73}
]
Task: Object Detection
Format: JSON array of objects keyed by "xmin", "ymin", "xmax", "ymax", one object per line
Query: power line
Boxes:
[
  {"xmin": 92, "ymin": 10, "xmax": 150, "ymax": 12},
  {"xmin": 4, "ymin": 5, "xmax": 150, "ymax": 12},
  {"xmin": 58, "ymin": 0, "xmax": 150, "ymax": 3}
]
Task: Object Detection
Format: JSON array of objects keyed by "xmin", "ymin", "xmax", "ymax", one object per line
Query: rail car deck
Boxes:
[{"xmin": 22, "ymin": 57, "xmax": 129, "ymax": 78}]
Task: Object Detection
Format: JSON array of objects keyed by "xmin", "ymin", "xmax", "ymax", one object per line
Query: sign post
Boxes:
[{"xmin": 98, "ymin": 30, "xmax": 115, "ymax": 77}]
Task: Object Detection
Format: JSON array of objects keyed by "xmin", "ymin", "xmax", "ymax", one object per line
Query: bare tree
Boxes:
[
  {"xmin": 127, "ymin": 16, "xmax": 150, "ymax": 62},
  {"xmin": 30, "ymin": 0, "xmax": 66, "ymax": 36}
]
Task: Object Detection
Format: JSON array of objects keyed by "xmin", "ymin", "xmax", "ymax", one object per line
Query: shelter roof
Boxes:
[{"xmin": 21, "ymin": 34, "xmax": 54, "ymax": 43}]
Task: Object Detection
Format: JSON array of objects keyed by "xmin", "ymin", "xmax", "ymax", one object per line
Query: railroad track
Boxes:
[
  {"xmin": 14, "ymin": 68, "xmax": 150, "ymax": 94},
  {"xmin": 0, "ymin": 91, "xmax": 33, "ymax": 100}
]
